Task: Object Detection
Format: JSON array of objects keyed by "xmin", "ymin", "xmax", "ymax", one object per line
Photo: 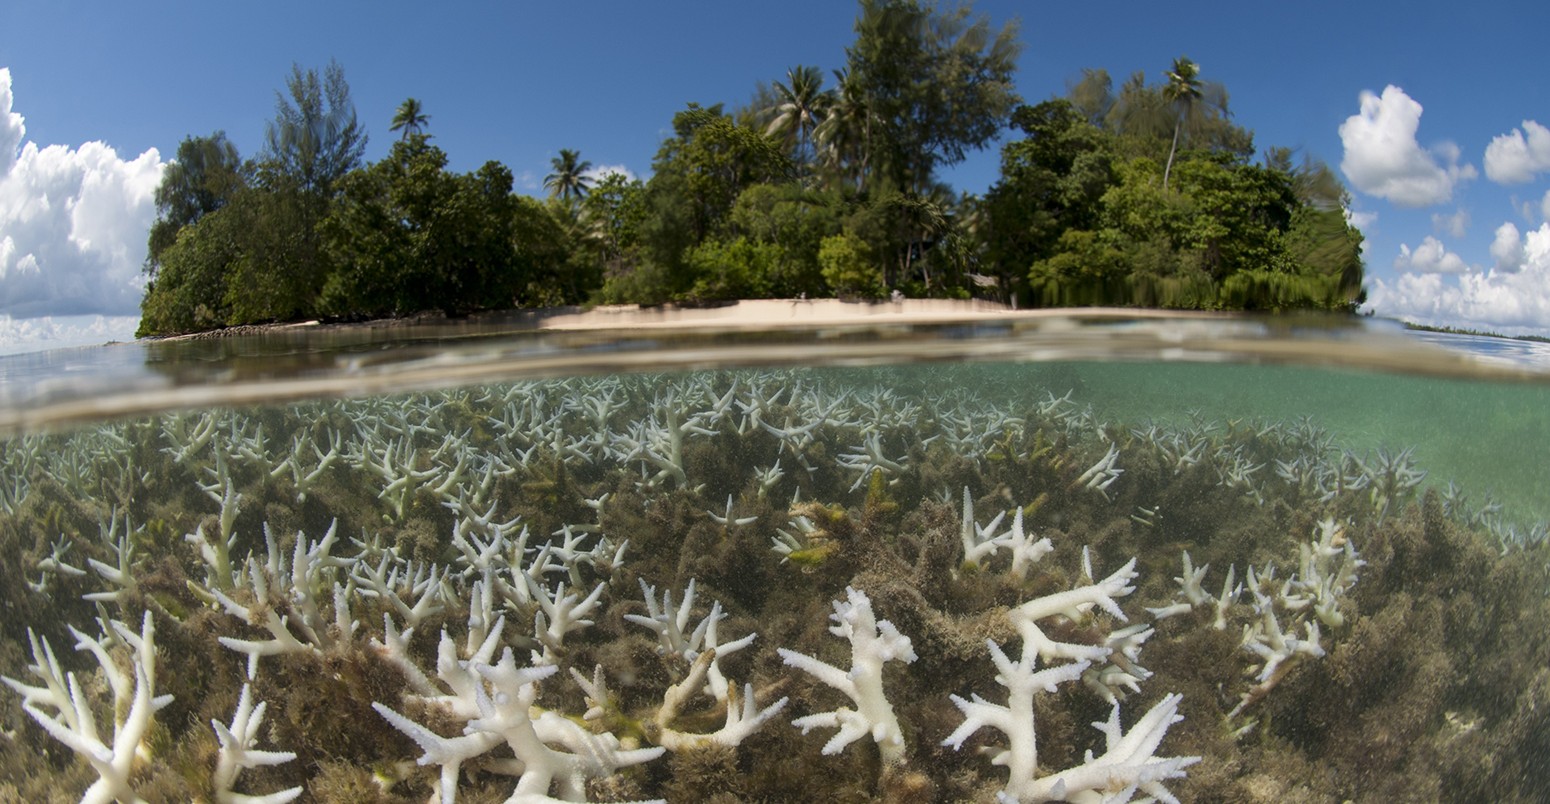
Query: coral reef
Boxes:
[{"xmin": 0, "ymin": 364, "xmax": 1546, "ymax": 802}]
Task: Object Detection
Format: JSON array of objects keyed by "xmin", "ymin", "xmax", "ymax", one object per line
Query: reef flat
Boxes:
[{"xmin": 1, "ymin": 364, "xmax": 1546, "ymax": 802}]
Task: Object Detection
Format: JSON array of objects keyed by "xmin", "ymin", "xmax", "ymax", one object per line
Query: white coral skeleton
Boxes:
[
  {"xmin": 3, "ymin": 371, "xmax": 1446, "ymax": 800},
  {"xmin": 778, "ymin": 586, "xmax": 917, "ymax": 765},
  {"xmin": 2, "ymin": 613, "xmax": 174, "ymax": 804},
  {"xmin": 943, "ymin": 555, "xmax": 1199, "ymax": 803}
]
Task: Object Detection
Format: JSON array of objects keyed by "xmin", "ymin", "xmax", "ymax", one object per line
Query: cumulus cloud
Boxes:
[
  {"xmin": 0, "ymin": 71, "xmax": 21, "ymax": 177},
  {"xmin": 1432, "ymin": 208, "xmax": 1469, "ymax": 238},
  {"xmin": 582, "ymin": 163, "xmax": 637, "ymax": 184},
  {"xmin": 1483, "ymin": 120, "xmax": 1550, "ymax": 184},
  {"xmin": 1345, "ymin": 209, "xmax": 1378, "ymax": 231},
  {"xmin": 0, "ymin": 68, "xmax": 164, "ymax": 319},
  {"xmin": 1491, "ymin": 222, "xmax": 1525, "ymax": 272},
  {"xmin": 0, "ymin": 314, "xmax": 139, "ymax": 356},
  {"xmin": 1393, "ymin": 236, "xmax": 1470, "ymax": 274},
  {"xmin": 1368, "ymin": 222, "xmax": 1550, "ymax": 336},
  {"xmin": 1339, "ymin": 85, "xmax": 1475, "ymax": 207}
]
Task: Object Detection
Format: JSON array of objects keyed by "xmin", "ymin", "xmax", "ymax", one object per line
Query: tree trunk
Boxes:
[{"xmin": 1163, "ymin": 121, "xmax": 1182, "ymax": 190}]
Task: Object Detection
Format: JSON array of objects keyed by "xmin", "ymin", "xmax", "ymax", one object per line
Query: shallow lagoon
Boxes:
[{"xmin": 1, "ymin": 308, "xmax": 1546, "ymax": 802}]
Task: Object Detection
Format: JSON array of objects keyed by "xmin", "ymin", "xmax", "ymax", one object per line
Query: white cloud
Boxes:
[
  {"xmin": 1513, "ymin": 189, "xmax": 1550, "ymax": 224},
  {"xmin": 1483, "ymin": 120, "xmax": 1550, "ymax": 184},
  {"xmin": 1393, "ymin": 236, "xmax": 1470, "ymax": 274},
  {"xmin": 1368, "ymin": 222, "xmax": 1550, "ymax": 336},
  {"xmin": 1345, "ymin": 209, "xmax": 1378, "ymax": 230},
  {"xmin": 582, "ymin": 163, "xmax": 637, "ymax": 184},
  {"xmin": 1432, "ymin": 208, "xmax": 1469, "ymax": 238},
  {"xmin": 1490, "ymin": 222, "xmax": 1525, "ymax": 272},
  {"xmin": 0, "ymin": 70, "xmax": 22, "ymax": 178},
  {"xmin": 0, "ymin": 313, "xmax": 139, "ymax": 355},
  {"xmin": 516, "ymin": 169, "xmax": 539, "ymax": 192},
  {"xmin": 1338, "ymin": 85, "xmax": 1475, "ymax": 207},
  {"xmin": 0, "ymin": 68, "xmax": 163, "ymax": 319}
]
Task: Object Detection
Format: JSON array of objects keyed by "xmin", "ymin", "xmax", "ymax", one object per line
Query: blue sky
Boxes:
[{"xmin": 2, "ymin": 0, "xmax": 1548, "ymax": 349}]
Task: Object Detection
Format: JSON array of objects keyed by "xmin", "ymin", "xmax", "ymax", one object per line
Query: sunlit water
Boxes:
[{"xmin": 0, "ymin": 308, "xmax": 1545, "ymax": 802}]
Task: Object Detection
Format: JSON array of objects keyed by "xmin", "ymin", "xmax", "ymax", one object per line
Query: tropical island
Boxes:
[{"xmin": 136, "ymin": 0, "xmax": 1366, "ymax": 338}]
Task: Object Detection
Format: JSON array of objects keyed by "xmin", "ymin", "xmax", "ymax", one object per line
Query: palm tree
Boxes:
[
  {"xmin": 1161, "ymin": 58, "xmax": 1203, "ymax": 190},
  {"xmin": 814, "ymin": 69, "xmax": 872, "ymax": 191},
  {"xmin": 765, "ymin": 65, "xmax": 833, "ymax": 166},
  {"xmin": 389, "ymin": 97, "xmax": 430, "ymax": 141},
  {"xmin": 545, "ymin": 149, "xmax": 594, "ymax": 202}
]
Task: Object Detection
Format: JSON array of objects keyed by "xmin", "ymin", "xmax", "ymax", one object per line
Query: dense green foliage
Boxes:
[
  {"xmin": 145, "ymin": 132, "xmax": 245, "ymax": 272},
  {"xmin": 139, "ymin": 0, "xmax": 1366, "ymax": 337},
  {"xmin": 986, "ymin": 87, "xmax": 1365, "ymax": 310}
]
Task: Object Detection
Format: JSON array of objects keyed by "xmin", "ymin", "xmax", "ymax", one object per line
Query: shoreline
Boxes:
[
  {"xmin": 140, "ymin": 299, "xmax": 1308, "ymax": 343},
  {"xmin": 1400, "ymin": 320, "xmax": 1550, "ymax": 344}
]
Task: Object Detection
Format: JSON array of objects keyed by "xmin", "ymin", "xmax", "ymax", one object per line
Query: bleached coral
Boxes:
[
  {"xmin": 958, "ymin": 488, "xmax": 1054, "ymax": 578},
  {"xmin": 944, "ymin": 557, "xmax": 1197, "ymax": 802},
  {"xmin": 623, "ymin": 578, "xmax": 755, "ymax": 700},
  {"xmin": 1146, "ymin": 551, "xmax": 1240, "ymax": 630},
  {"xmin": 1, "ymin": 370, "xmax": 1443, "ymax": 800},
  {"xmin": 944, "ymin": 640, "xmax": 1198, "ymax": 803},
  {"xmin": 1288, "ymin": 517, "xmax": 1364, "ymax": 628},
  {"xmin": 599, "ymin": 650, "xmax": 789, "ymax": 753},
  {"xmin": 1, "ymin": 613, "xmax": 173, "ymax": 804},
  {"xmin": 374, "ymin": 649, "xmax": 664, "ymax": 804},
  {"xmin": 208, "ymin": 521, "xmax": 360, "ymax": 678},
  {"xmin": 212, "ymin": 684, "xmax": 302, "ymax": 804},
  {"xmin": 778, "ymin": 586, "xmax": 917, "ymax": 765}
]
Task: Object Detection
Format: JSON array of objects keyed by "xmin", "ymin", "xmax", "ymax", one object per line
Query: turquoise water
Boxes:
[{"xmin": 1074, "ymin": 361, "xmax": 1550, "ymax": 522}]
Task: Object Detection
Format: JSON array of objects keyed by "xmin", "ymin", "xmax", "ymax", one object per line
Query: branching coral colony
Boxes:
[{"xmin": 0, "ymin": 367, "xmax": 1546, "ymax": 801}]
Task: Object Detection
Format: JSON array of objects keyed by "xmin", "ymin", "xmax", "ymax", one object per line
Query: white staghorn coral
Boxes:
[
  {"xmin": 949, "ymin": 663, "xmax": 1200, "ymax": 802},
  {"xmin": 374, "ymin": 648, "xmax": 665, "ymax": 804},
  {"xmin": 572, "ymin": 650, "xmax": 789, "ymax": 754},
  {"xmin": 1009, "ymin": 549, "xmax": 1139, "ymax": 665},
  {"xmin": 944, "ymin": 640, "xmax": 1090, "ymax": 800},
  {"xmin": 657, "ymin": 673, "xmax": 787, "ymax": 752},
  {"xmin": 6, "ymin": 371, "xmax": 1450, "ymax": 800},
  {"xmin": 958, "ymin": 488, "xmax": 1053, "ymax": 578},
  {"xmin": 526, "ymin": 575, "xmax": 605, "ymax": 664},
  {"xmin": 1146, "ymin": 551, "xmax": 1240, "ymax": 630},
  {"xmin": 1290, "ymin": 518, "xmax": 1364, "ymax": 628},
  {"xmin": 1073, "ymin": 441, "xmax": 1123, "ymax": 500},
  {"xmin": 945, "ymin": 568, "xmax": 1198, "ymax": 802},
  {"xmin": 212, "ymin": 684, "xmax": 302, "ymax": 804},
  {"xmin": 1002, "ymin": 506, "xmax": 1055, "ymax": 581},
  {"xmin": 209, "ymin": 521, "xmax": 360, "ymax": 678},
  {"xmin": 778, "ymin": 586, "xmax": 917, "ymax": 765},
  {"xmin": 960, "ymin": 485, "xmax": 1008, "ymax": 567},
  {"xmin": 1, "ymin": 612, "xmax": 173, "ymax": 804},
  {"xmin": 623, "ymin": 578, "xmax": 756, "ymax": 701}
]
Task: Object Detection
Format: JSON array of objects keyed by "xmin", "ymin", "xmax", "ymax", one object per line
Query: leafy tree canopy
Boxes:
[
  {"xmin": 146, "ymin": 131, "xmax": 245, "ymax": 273},
  {"xmin": 261, "ymin": 60, "xmax": 367, "ymax": 198},
  {"xmin": 320, "ymin": 136, "xmax": 528, "ymax": 319},
  {"xmin": 842, "ymin": 0, "xmax": 1021, "ymax": 192}
]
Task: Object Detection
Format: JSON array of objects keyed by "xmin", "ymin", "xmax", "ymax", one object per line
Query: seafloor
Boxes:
[{"xmin": 0, "ymin": 364, "xmax": 1547, "ymax": 802}]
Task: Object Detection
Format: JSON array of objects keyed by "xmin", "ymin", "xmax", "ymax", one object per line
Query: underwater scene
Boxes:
[{"xmin": 2, "ymin": 321, "xmax": 1549, "ymax": 803}]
